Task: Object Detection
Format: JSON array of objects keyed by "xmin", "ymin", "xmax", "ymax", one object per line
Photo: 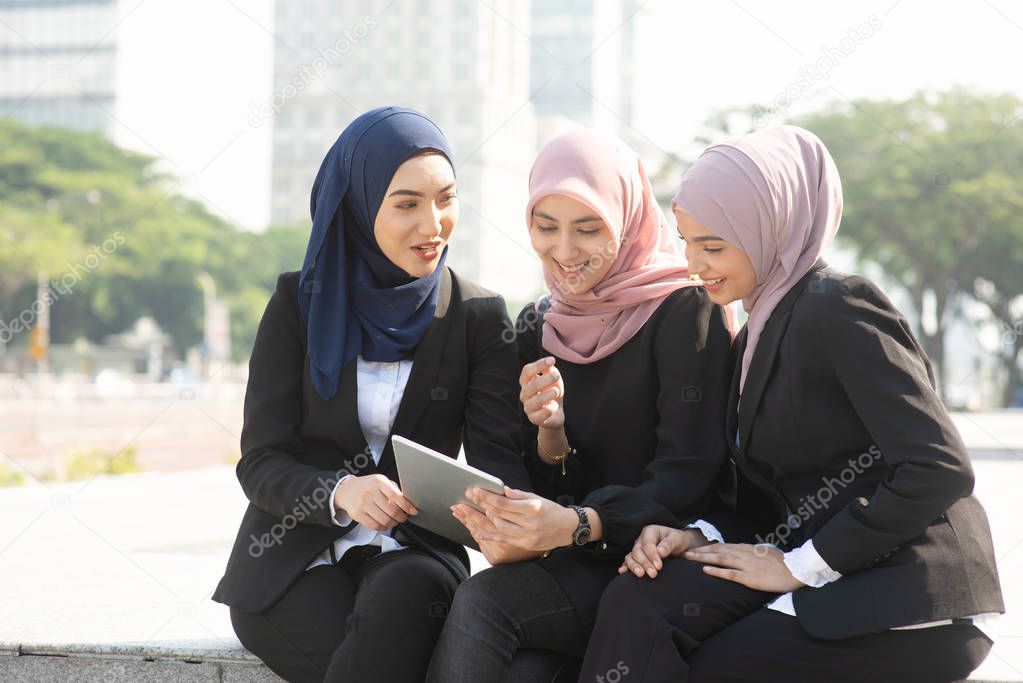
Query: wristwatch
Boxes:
[{"xmin": 568, "ymin": 505, "xmax": 591, "ymax": 546}]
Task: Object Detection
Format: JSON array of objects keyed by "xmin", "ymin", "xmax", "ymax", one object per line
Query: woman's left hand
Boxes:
[
  {"xmin": 451, "ymin": 503, "xmax": 544, "ymax": 564},
  {"xmin": 684, "ymin": 543, "xmax": 807, "ymax": 593},
  {"xmin": 462, "ymin": 486, "xmax": 581, "ymax": 552}
]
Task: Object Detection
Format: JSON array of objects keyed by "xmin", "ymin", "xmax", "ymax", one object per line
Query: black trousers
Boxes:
[
  {"xmin": 426, "ymin": 556, "xmax": 608, "ymax": 683},
  {"xmin": 580, "ymin": 558, "xmax": 993, "ymax": 683},
  {"xmin": 230, "ymin": 548, "xmax": 458, "ymax": 683}
]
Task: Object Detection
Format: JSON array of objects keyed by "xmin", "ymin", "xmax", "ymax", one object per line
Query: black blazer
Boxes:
[
  {"xmin": 516, "ymin": 287, "xmax": 733, "ymax": 614},
  {"xmin": 707, "ymin": 260, "xmax": 1004, "ymax": 638},
  {"xmin": 212, "ymin": 268, "xmax": 532, "ymax": 613}
]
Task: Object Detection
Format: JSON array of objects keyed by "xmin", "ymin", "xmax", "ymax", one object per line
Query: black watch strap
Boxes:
[{"xmin": 569, "ymin": 505, "xmax": 591, "ymax": 546}]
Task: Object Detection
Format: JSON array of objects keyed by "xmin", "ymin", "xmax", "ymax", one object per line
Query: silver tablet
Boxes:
[{"xmin": 391, "ymin": 435, "xmax": 505, "ymax": 548}]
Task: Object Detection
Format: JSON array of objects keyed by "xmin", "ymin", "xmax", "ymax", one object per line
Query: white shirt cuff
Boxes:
[
  {"xmin": 331, "ymin": 476, "xmax": 354, "ymax": 526},
  {"xmin": 783, "ymin": 539, "xmax": 842, "ymax": 588},
  {"xmin": 686, "ymin": 519, "xmax": 724, "ymax": 544}
]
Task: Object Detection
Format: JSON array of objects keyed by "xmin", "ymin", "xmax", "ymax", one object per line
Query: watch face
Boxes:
[{"xmin": 574, "ymin": 527, "xmax": 591, "ymax": 545}]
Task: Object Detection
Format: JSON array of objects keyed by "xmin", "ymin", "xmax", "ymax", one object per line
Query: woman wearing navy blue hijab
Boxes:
[{"xmin": 213, "ymin": 107, "xmax": 532, "ymax": 682}]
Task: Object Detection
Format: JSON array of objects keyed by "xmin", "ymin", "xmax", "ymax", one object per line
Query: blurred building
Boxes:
[
  {"xmin": 0, "ymin": 0, "xmax": 274, "ymax": 231},
  {"xmin": 529, "ymin": 0, "xmax": 640, "ymax": 143},
  {"xmin": 0, "ymin": 0, "xmax": 119, "ymax": 133},
  {"xmin": 269, "ymin": 0, "xmax": 542, "ymax": 300}
]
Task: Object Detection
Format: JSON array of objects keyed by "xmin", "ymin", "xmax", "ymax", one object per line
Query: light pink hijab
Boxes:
[
  {"xmin": 527, "ymin": 130, "xmax": 698, "ymax": 364},
  {"xmin": 672, "ymin": 125, "xmax": 843, "ymax": 392}
]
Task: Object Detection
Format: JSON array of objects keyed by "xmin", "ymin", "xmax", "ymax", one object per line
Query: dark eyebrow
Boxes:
[
  {"xmin": 689, "ymin": 235, "xmax": 725, "ymax": 243},
  {"xmin": 532, "ymin": 209, "xmax": 601, "ymax": 224},
  {"xmin": 387, "ymin": 182, "xmax": 456, "ymax": 199}
]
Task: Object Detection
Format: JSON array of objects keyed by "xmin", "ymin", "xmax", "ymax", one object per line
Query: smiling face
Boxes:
[
  {"xmin": 373, "ymin": 151, "xmax": 458, "ymax": 279},
  {"xmin": 674, "ymin": 206, "xmax": 757, "ymax": 305},
  {"xmin": 529, "ymin": 194, "xmax": 618, "ymax": 295}
]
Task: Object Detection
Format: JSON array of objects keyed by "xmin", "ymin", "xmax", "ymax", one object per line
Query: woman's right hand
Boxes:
[
  {"xmin": 333, "ymin": 474, "xmax": 418, "ymax": 531},
  {"xmin": 519, "ymin": 356, "xmax": 565, "ymax": 429},
  {"xmin": 620, "ymin": 525, "xmax": 713, "ymax": 579}
]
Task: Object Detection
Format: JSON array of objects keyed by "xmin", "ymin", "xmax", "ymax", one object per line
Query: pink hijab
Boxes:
[
  {"xmin": 527, "ymin": 130, "xmax": 698, "ymax": 364},
  {"xmin": 673, "ymin": 125, "xmax": 843, "ymax": 392}
]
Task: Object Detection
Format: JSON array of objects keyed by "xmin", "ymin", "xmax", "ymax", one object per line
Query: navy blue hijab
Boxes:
[{"xmin": 298, "ymin": 107, "xmax": 454, "ymax": 400}]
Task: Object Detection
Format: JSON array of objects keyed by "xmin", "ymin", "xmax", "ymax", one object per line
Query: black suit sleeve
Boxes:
[
  {"xmin": 461, "ymin": 297, "xmax": 532, "ymax": 491},
  {"xmin": 807, "ymin": 279, "xmax": 975, "ymax": 574},
  {"xmin": 235, "ymin": 273, "xmax": 347, "ymax": 529},
  {"xmin": 582, "ymin": 292, "xmax": 733, "ymax": 555}
]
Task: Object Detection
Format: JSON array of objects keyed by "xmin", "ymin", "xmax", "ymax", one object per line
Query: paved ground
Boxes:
[
  {"xmin": 0, "ymin": 387, "xmax": 245, "ymax": 476},
  {"xmin": 0, "ymin": 419, "xmax": 1020, "ymax": 680}
]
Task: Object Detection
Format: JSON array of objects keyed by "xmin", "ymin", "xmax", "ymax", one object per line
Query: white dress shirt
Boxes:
[{"xmin": 304, "ymin": 356, "xmax": 413, "ymax": 571}]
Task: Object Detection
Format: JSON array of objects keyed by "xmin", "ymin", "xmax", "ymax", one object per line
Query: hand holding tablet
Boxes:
[
  {"xmin": 391, "ymin": 435, "xmax": 506, "ymax": 548},
  {"xmin": 333, "ymin": 473, "xmax": 419, "ymax": 531}
]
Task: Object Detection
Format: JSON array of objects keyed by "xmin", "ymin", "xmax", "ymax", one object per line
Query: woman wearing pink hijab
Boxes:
[
  {"xmin": 426, "ymin": 130, "xmax": 734, "ymax": 681},
  {"xmin": 580, "ymin": 126, "xmax": 1003, "ymax": 682}
]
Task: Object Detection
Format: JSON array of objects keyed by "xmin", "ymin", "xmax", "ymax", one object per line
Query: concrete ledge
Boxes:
[
  {"xmin": 1, "ymin": 640, "xmax": 1019, "ymax": 682},
  {"xmin": 1, "ymin": 464, "xmax": 1018, "ymax": 682},
  {"xmin": 0, "ymin": 639, "xmax": 284, "ymax": 683}
]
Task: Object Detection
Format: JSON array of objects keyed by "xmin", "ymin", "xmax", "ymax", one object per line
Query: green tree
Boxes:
[
  {"xmin": 800, "ymin": 89, "xmax": 1023, "ymax": 403},
  {"xmin": 673, "ymin": 90, "xmax": 1023, "ymax": 404},
  {"xmin": 0, "ymin": 120, "xmax": 309, "ymax": 363}
]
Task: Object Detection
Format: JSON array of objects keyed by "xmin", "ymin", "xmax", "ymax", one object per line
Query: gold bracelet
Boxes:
[{"xmin": 538, "ymin": 438, "xmax": 575, "ymax": 476}]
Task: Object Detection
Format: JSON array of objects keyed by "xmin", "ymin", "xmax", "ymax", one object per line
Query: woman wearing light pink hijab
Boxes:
[
  {"xmin": 427, "ymin": 130, "xmax": 735, "ymax": 682},
  {"xmin": 581, "ymin": 126, "xmax": 1002, "ymax": 682},
  {"xmin": 525, "ymin": 128, "xmax": 703, "ymax": 363}
]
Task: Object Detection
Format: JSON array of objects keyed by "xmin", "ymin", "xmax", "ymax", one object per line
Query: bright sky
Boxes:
[
  {"xmin": 630, "ymin": 0, "xmax": 1023, "ymax": 154},
  {"xmin": 107, "ymin": 0, "xmax": 1023, "ymax": 231}
]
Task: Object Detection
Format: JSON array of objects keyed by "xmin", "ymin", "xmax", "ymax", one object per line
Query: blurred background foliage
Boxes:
[
  {"xmin": 3, "ymin": 88, "xmax": 1022, "ymax": 403},
  {"xmin": 0, "ymin": 119, "xmax": 309, "ymax": 356}
]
